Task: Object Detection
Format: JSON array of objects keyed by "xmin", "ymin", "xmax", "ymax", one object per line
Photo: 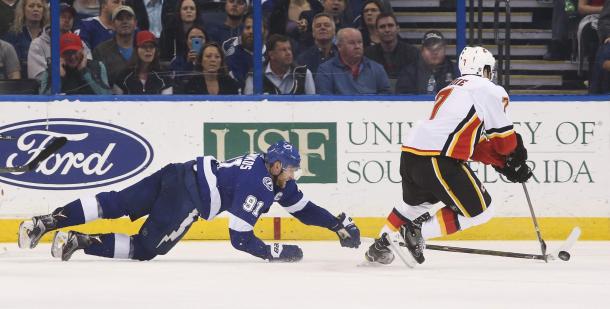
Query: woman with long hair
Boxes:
[
  {"xmin": 160, "ymin": 0, "xmax": 202, "ymax": 61},
  {"xmin": 181, "ymin": 42, "xmax": 239, "ymax": 94},
  {"xmin": 171, "ymin": 24, "xmax": 208, "ymax": 92},
  {"xmin": 3, "ymin": 0, "xmax": 49, "ymax": 77},
  {"xmin": 358, "ymin": 0, "xmax": 383, "ymax": 47},
  {"xmin": 114, "ymin": 31, "xmax": 172, "ymax": 94}
]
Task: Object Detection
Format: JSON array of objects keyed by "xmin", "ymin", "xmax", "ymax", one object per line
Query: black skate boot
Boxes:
[
  {"xmin": 51, "ymin": 231, "xmax": 101, "ymax": 261},
  {"xmin": 18, "ymin": 208, "xmax": 66, "ymax": 249},
  {"xmin": 399, "ymin": 220, "xmax": 425, "ymax": 264},
  {"xmin": 364, "ymin": 233, "xmax": 395, "ymax": 264}
]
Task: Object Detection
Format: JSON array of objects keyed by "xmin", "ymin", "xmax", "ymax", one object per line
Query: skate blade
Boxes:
[
  {"xmin": 17, "ymin": 221, "xmax": 34, "ymax": 249},
  {"xmin": 51, "ymin": 231, "xmax": 69, "ymax": 259},
  {"xmin": 384, "ymin": 233, "xmax": 418, "ymax": 268}
]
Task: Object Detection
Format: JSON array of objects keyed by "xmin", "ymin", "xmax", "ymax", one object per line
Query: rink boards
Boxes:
[{"xmin": 0, "ymin": 100, "xmax": 608, "ymax": 241}]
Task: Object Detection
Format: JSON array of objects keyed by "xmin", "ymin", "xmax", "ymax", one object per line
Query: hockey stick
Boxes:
[
  {"xmin": 522, "ymin": 182, "xmax": 548, "ymax": 262},
  {"xmin": 0, "ymin": 134, "xmax": 16, "ymax": 141},
  {"xmin": 0, "ymin": 137, "xmax": 67, "ymax": 173},
  {"xmin": 425, "ymin": 226, "xmax": 580, "ymax": 262}
]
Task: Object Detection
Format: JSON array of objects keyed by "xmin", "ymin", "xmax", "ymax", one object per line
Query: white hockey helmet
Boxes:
[{"xmin": 458, "ymin": 46, "xmax": 496, "ymax": 80}]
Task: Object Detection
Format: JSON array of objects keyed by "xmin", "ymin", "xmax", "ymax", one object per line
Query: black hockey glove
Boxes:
[
  {"xmin": 331, "ymin": 213, "xmax": 361, "ymax": 248},
  {"xmin": 267, "ymin": 243, "xmax": 303, "ymax": 262},
  {"xmin": 494, "ymin": 134, "xmax": 532, "ymax": 183}
]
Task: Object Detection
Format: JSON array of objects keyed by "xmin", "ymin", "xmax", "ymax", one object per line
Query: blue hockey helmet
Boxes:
[{"xmin": 265, "ymin": 140, "xmax": 301, "ymax": 169}]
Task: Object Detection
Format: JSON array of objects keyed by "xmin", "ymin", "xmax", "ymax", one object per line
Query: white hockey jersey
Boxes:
[{"xmin": 402, "ymin": 74, "xmax": 517, "ymax": 166}]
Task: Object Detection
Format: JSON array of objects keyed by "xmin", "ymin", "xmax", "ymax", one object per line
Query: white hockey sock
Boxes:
[
  {"xmin": 113, "ymin": 233, "xmax": 132, "ymax": 259},
  {"xmin": 80, "ymin": 196, "xmax": 101, "ymax": 223}
]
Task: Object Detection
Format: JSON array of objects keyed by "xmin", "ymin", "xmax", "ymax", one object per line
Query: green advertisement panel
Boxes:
[{"xmin": 203, "ymin": 123, "xmax": 337, "ymax": 183}]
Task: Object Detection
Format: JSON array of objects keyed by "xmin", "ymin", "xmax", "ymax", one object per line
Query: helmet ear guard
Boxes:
[
  {"xmin": 458, "ymin": 46, "xmax": 496, "ymax": 80},
  {"xmin": 265, "ymin": 140, "xmax": 301, "ymax": 170}
]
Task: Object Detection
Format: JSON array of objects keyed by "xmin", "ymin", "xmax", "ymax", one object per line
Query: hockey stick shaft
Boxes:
[
  {"xmin": 0, "ymin": 137, "xmax": 67, "ymax": 173},
  {"xmin": 426, "ymin": 244, "xmax": 546, "ymax": 260},
  {"xmin": 522, "ymin": 182, "xmax": 548, "ymax": 260}
]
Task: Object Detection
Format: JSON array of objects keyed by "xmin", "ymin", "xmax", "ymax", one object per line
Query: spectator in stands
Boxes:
[
  {"xmin": 315, "ymin": 27, "xmax": 391, "ymax": 94},
  {"xmin": 180, "ymin": 42, "xmax": 239, "ymax": 94},
  {"xmin": 0, "ymin": 0, "xmax": 18, "ymax": 38},
  {"xmin": 43, "ymin": 32, "xmax": 111, "ymax": 95},
  {"xmin": 395, "ymin": 30, "xmax": 458, "ymax": 95},
  {"xmin": 599, "ymin": 0, "xmax": 610, "ymax": 42},
  {"xmin": 301, "ymin": 0, "xmax": 353, "ymax": 35},
  {"xmin": 93, "ymin": 5, "xmax": 138, "ymax": 87},
  {"xmin": 72, "ymin": 0, "xmax": 101, "ymax": 20},
  {"xmin": 265, "ymin": 0, "xmax": 323, "ymax": 53},
  {"xmin": 0, "ymin": 38, "xmax": 20, "ymax": 79},
  {"xmin": 224, "ymin": 13, "xmax": 268, "ymax": 89},
  {"xmin": 576, "ymin": 0, "xmax": 604, "ymax": 74},
  {"xmin": 357, "ymin": 0, "xmax": 383, "ymax": 47},
  {"xmin": 171, "ymin": 25, "xmax": 207, "ymax": 92},
  {"xmin": 589, "ymin": 1, "xmax": 610, "ymax": 93},
  {"xmin": 27, "ymin": 25, "xmax": 49, "ymax": 82},
  {"xmin": 364, "ymin": 13, "xmax": 419, "ymax": 79},
  {"xmin": 3, "ymin": 0, "xmax": 49, "ymax": 78},
  {"xmin": 113, "ymin": 30, "xmax": 172, "ymax": 94},
  {"xmin": 296, "ymin": 12, "xmax": 337, "ymax": 75},
  {"xmin": 29, "ymin": 4, "xmax": 91, "ymax": 84},
  {"xmin": 76, "ymin": 0, "xmax": 122, "ymax": 50},
  {"xmin": 160, "ymin": 0, "xmax": 202, "ymax": 61},
  {"xmin": 206, "ymin": 0, "xmax": 249, "ymax": 46},
  {"xmin": 544, "ymin": 0, "xmax": 579, "ymax": 60},
  {"xmin": 244, "ymin": 34, "xmax": 315, "ymax": 94},
  {"xmin": 125, "ymin": 0, "xmax": 170, "ymax": 38}
]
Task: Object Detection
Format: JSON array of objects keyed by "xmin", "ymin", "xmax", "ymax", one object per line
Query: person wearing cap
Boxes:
[
  {"xmin": 28, "ymin": 3, "xmax": 93, "ymax": 84},
  {"xmin": 92, "ymin": 5, "xmax": 139, "ymax": 88},
  {"xmin": 205, "ymin": 0, "xmax": 249, "ymax": 46},
  {"xmin": 75, "ymin": 0, "xmax": 123, "ymax": 50},
  {"xmin": 395, "ymin": 30, "xmax": 458, "ymax": 95},
  {"xmin": 39, "ymin": 32, "xmax": 111, "ymax": 94},
  {"xmin": 364, "ymin": 12, "xmax": 419, "ymax": 79},
  {"xmin": 113, "ymin": 30, "xmax": 172, "ymax": 94}
]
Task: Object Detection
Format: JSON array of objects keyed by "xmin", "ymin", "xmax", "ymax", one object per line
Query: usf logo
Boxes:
[{"xmin": 203, "ymin": 123, "xmax": 336, "ymax": 183}]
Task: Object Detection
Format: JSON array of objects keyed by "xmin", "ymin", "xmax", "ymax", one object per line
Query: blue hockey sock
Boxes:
[
  {"xmin": 54, "ymin": 199, "xmax": 86, "ymax": 228},
  {"xmin": 83, "ymin": 233, "xmax": 132, "ymax": 259}
]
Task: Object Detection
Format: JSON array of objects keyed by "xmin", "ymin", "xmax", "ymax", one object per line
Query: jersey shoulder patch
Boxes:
[{"xmin": 263, "ymin": 177, "xmax": 274, "ymax": 191}]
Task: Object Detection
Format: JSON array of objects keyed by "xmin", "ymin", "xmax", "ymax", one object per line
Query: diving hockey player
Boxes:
[
  {"xmin": 365, "ymin": 46, "xmax": 532, "ymax": 267},
  {"xmin": 18, "ymin": 140, "xmax": 361, "ymax": 261}
]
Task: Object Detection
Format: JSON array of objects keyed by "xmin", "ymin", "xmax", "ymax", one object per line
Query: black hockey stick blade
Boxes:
[
  {"xmin": 26, "ymin": 137, "xmax": 67, "ymax": 170},
  {"xmin": 0, "ymin": 137, "xmax": 67, "ymax": 173},
  {"xmin": 426, "ymin": 244, "xmax": 547, "ymax": 260}
]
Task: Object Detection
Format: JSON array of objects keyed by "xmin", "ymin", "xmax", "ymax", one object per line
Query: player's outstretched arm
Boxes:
[
  {"xmin": 228, "ymin": 229, "xmax": 303, "ymax": 262},
  {"xmin": 287, "ymin": 202, "xmax": 361, "ymax": 249}
]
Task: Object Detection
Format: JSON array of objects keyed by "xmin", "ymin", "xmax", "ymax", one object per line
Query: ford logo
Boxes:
[{"xmin": 0, "ymin": 119, "xmax": 154, "ymax": 190}]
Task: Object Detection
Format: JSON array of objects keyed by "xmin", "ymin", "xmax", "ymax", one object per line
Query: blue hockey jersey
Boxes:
[{"xmin": 194, "ymin": 154, "xmax": 339, "ymax": 259}]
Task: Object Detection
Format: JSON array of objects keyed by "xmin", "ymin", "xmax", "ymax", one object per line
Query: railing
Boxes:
[{"xmin": 494, "ymin": 0, "xmax": 512, "ymax": 91}]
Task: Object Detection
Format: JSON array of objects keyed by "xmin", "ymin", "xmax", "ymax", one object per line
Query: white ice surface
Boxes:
[{"xmin": 0, "ymin": 240, "xmax": 609, "ymax": 309}]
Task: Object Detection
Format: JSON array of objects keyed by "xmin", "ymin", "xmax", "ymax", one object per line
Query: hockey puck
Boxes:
[{"xmin": 558, "ymin": 251, "xmax": 571, "ymax": 261}]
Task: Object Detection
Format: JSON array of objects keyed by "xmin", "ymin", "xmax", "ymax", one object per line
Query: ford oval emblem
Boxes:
[{"xmin": 0, "ymin": 119, "xmax": 154, "ymax": 190}]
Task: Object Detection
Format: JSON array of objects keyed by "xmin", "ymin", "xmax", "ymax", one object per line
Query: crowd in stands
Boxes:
[{"xmin": 0, "ymin": 0, "xmax": 608, "ymax": 95}]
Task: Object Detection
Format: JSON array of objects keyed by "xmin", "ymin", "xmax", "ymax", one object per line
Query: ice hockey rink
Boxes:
[{"xmin": 1, "ymin": 239, "xmax": 608, "ymax": 309}]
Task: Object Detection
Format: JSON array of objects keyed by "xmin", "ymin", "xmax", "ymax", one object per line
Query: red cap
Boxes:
[
  {"xmin": 60, "ymin": 33, "xmax": 83, "ymax": 55},
  {"xmin": 136, "ymin": 31, "xmax": 157, "ymax": 47}
]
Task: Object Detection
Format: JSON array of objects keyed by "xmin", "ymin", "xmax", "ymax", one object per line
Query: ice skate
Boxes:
[
  {"xmin": 364, "ymin": 234, "xmax": 395, "ymax": 265},
  {"xmin": 18, "ymin": 210, "xmax": 64, "ymax": 249},
  {"xmin": 398, "ymin": 220, "xmax": 425, "ymax": 264},
  {"xmin": 52, "ymin": 231, "xmax": 99, "ymax": 261},
  {"xmin": 383, "ymin": 220, "xmax": 425, "ymax": 268}
]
